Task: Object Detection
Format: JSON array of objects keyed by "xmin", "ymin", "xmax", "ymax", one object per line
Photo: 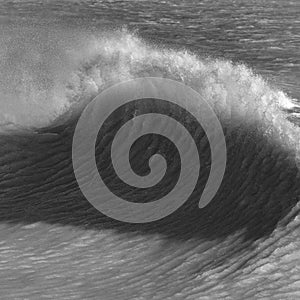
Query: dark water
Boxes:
[{"xmin": 0, "ymin": 1, "xmax": 299, "ymax": 299}]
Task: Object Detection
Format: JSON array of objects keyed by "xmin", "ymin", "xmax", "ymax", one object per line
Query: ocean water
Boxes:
[{"xmin": 0, "ymin": 1, "xmax": 299, "ymax": 299}]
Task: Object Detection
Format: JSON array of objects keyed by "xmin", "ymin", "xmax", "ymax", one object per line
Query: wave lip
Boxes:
[{"xmin": 0, "ymin": 28, "xmax": 299, "ymax": 140}]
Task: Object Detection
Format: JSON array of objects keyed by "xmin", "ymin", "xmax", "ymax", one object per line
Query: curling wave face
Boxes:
[{"xmin": 0, "ymin": 25, "xmax": 300, "ymax": 299}]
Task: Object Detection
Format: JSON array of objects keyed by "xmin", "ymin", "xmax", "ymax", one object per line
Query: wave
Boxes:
[
  {"xmin": 0, "ymin": 26, "xmax": 299, "ymax": 232},
  {"xmin": 0, "ymin": 27, "xmax": 299, "ymax": 137}
]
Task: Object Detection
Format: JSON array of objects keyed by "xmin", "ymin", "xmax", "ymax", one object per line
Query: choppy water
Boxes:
[{"xmin": 0, "ymin": 1, "xmax": 299, "ymax": 299}]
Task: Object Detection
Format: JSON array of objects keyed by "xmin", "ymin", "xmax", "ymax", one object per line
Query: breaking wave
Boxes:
[
  {"xmin": 0, "ymin": 28, "xmax": 299, "ymax": 149},
  {"xmin": 0, "ymin": 26, "xmax": 299, "ymax": 232}
]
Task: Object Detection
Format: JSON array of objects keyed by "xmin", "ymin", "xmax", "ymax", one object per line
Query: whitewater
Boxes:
[{"xmin": 0, "ymin": 25, "xmax": 299, "ymax": 158}]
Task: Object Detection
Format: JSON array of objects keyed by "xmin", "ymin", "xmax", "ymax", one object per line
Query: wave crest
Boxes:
[{"xmin": 0, "ymin": 28, "xmax": 299, "ymax": 160}]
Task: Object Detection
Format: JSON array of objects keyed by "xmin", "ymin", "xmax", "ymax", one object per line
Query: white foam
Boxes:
[{"xmin": 0, "ymin": 27, "xmax": 299, "ymax": 159}]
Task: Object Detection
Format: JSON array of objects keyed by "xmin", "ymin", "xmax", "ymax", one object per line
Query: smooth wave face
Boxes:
[{"xmin": 0, "ymin": 5, "xmax": 300, "ymax": 299}]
